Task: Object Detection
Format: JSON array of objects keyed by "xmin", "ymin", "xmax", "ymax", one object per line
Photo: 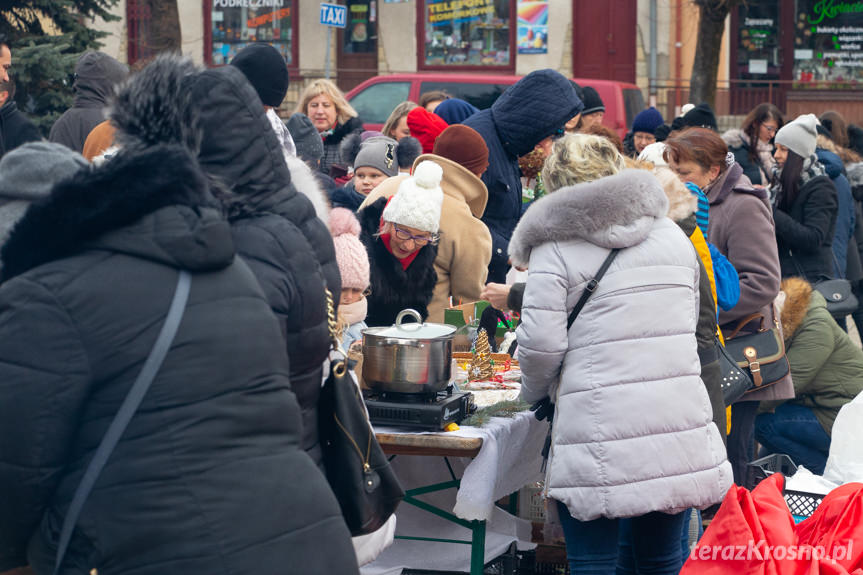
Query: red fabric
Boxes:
[
  {"xmin": 682, "ymin": 474, "xmax": 863, "ymax": 575},
  {"xmin": 407, "ymin": 107, "xmax": 448, "ymax": 153}
]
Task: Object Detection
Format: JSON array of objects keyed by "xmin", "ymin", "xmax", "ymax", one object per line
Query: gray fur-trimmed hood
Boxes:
[
  {"xmin": 509, "ymin": 169, "xmax": 668, "ymax": 267},
  {"xmin": 848, "ymin": 162, "xmax": 863, "ymax": 189},
  {"xmin": 722, "ymin": 128, "xmax": 749, "ymax": 149}
]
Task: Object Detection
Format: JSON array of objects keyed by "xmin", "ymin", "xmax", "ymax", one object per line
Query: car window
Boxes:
[
  {"xmin": 420, "ymin": 81, "xmax": 510, "ymax": 110},
  {"xmin": 349, "ymin": 82, "xmax": 411, "ymax": 125},
  {"xmin": 623, "ymin": 89, "xmax": 646, "ymax": 130}
]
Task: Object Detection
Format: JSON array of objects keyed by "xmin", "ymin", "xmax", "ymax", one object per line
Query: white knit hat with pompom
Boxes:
[{"xmin": 382, "ymin": 160, "xmax": 444, "ymax": 234}]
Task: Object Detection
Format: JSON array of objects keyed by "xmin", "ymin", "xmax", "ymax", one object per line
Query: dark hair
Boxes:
[
  {"xmin": 663, "ymin": 127, "xmax": 729, "ymax": 173},
  {"xmin": 742, "ymin": 103, "xmax": 783, "ymax": 165},
  {"xmin": 777, "ymin": 150, "xmax": 805, "ymax": 213},
  {"xmin": 0, "ymin": 33, "xmax": 9, "ymax": 52},
  {"xmin": 820, "ymin": 111, "xmax": 848, "ymax": 149},
  {"xmin": 418, "ymin": 90, "xmax": 449, "ymax": 108},
  {"xmin": 0, "ymin": 76, "xmax": 14, "ymax": 100}
]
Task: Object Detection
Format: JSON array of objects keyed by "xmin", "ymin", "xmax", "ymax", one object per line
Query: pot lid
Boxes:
[{"xmin": 365, "ymin": 308, "xmax": 456, "ymax": 339}]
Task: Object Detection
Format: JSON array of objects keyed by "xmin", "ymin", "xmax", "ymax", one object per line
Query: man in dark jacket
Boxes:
[
  {"xmin": 0, "ymin": 57, "xmax": 358, "ymax": 575},
  {"xmin": 0, "ymin": 78, "xmax": 41, "ymax": 159},
  {"xmin": 49, "ymin": 51, "xmax": 128, "ymax": 152},
  {"xmin": 159, "ymin": 63, "xmax": 343, "ymax": 467},
  {"xmin": 463, "ymin": 69, "xmax": 583, "ymax": 283}
]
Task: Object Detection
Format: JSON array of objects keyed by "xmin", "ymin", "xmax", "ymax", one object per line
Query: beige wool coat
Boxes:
[{"xmin": 360, "ymin": 154, "xmax": 492, "ymax": 322}]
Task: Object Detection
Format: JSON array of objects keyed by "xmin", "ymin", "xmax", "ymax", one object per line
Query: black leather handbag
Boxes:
[
  {"xmin": 723, "ymin": 312, "xmax": 790, "ymax": 397},
  {"xmin": 318, "ymin": 289, "xmax": 404, "ymax": 536},
  {"xmin": 715, "ymin": 335, "xmax": 751, "ymax": 406},
  {"xmin": 814, "ymin": 278, "xmax": 859, "ymax": 317}
]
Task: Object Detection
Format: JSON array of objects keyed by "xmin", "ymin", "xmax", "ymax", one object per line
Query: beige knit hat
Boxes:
[{"xmin": 382, "ymin": 160, "xmax": 444, "ymax": 234}]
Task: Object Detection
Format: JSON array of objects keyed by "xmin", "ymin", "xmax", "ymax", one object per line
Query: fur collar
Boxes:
[
  {"xmin": 780, "ymin": 277, "xmax": 813, "ymax": 340},
  {"xmin": 285, "ymin": 154, "xmax": 330, "ymax": 222},
  {"xmin": 508, "ymin": 169, "xmax": 668, "ymax": 267},
  {"xmin": 324, "ymin": 116, "xmax": 364, "ymax": 146},
  {"xmin": 1, "ymin": 145, "xmax": 220, "ymax": 281},
  {"xmin": 847, "ymin": 162, "xmax": 863, "ymax": 189},
  {"xmin": 722, "ymin": 128, "xmax": 748, "ymax": 149},
  {"xmin": 654, "ymin": 167, "xmax": 697, "ymax": 223}
]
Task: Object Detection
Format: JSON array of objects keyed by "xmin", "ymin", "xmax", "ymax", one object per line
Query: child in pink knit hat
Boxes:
[{"xmin": 329, "ymin": 207, "xmax": 371, "ymax": 350}]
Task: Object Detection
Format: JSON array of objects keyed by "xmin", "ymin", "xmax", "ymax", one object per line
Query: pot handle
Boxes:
[{"xmin": 395, "ymin": 309, "xmax": 423, "ymax": 327}]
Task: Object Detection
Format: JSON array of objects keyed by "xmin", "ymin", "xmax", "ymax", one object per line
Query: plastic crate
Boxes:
[
  {"xmin": 748, "ymin": 454, "xmax": 824, "ymax": 522},
  {"xmin": 518, "ymin": 482, "xmax": 547, "ymax": 522}
]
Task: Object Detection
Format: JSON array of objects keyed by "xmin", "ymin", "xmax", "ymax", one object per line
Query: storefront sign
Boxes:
[
  {"xmin": 423, "ymin": 0, "xmax": 511, "ymax": 67},
  {"xmin": 795, "ymin": 0, "xmax": 863, "ymax": 85},
  {"xmin": 211, "ymin": 0, "xmax": 294, "ymax": 65},
  {"xmin": 427, "ymin": 0, "xmax": 495, "ymax": 24},
  {"xmin": 516, "ymin": 0, "xmax": 547, "ymax": 54},
  {"xmin": 214, "ymin": 0, "xmax": 284, "ymax": 7}
]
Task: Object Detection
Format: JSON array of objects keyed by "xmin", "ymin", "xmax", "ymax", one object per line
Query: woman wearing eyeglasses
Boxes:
[
  {"xmin": 358, "ymin": 160, "xmax": 444, "ymax": 327},
  {"xmin": 722, "ymin": 103, "xmax": 784, "ymax": 186}
]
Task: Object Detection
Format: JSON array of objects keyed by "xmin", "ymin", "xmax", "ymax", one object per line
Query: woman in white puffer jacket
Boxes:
[{"xmin": 512, "ymin": 134, "xmax": 732, "ymax": 575}]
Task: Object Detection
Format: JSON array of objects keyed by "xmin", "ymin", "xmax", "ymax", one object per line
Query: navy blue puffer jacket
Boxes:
[
  {"xmin": 463, "ymin": 70, "xmax": 583, "ymax": 283},
  {"xmin": 818, "ymin": 148, "xmax": 855, "ymax": 278}
]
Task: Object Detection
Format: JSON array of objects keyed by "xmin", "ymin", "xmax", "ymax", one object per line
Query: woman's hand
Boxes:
[{"xmin": 480, "ymin": 283, "xmax": 511, "ymax": 310}]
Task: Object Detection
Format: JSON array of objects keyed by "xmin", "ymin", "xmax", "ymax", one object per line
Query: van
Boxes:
[{"xmin": 345, "ymin": 73, "xmax": 645, "ymax": 140}]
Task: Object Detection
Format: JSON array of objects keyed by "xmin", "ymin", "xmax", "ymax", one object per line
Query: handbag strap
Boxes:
[
  {"xmin": 54, "ymin": 270, "xmax": 192, "ymax": 575},
  {"xmin": 567, "ymin": 249, "xmax": 619, "ymax": 330},
  {"xmin": 726, "ymin": 312, "xmax": 767, "ymax": 339}
]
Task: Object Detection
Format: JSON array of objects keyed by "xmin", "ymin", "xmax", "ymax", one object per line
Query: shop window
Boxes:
[
  {"xmin": 127, "ymin": 0, "xmax": 155, "ymax": 65},
  {"xmin": 421, "ymin": 0, "xmax": 513, "ymax": 69},
  {"xmin": 793, "ymin": 0, "xmax": 863, "ymax": 88},
  {"xmin": 209, "ymin": 0, "xmax": 295, "ymax": 66},
  {"xmin": 344, "ymin": 1, "xmax": 377, "ymax": 54},
  {"xmin": 735, "ymin": 1, "xmax": 781, "ymax": 80}
]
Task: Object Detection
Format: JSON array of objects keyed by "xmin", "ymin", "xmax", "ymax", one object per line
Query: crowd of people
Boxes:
[{"xmin": 1, "ymin": 37, "xmax": 863, "ymax": 575}]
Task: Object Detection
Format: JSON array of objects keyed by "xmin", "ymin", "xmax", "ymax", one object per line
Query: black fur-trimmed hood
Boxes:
[
  {"xmin": 324, "ymin": 116, "xmax": 364, "ymax": 147},
  {"xmin": 1, "ymin": 145, "xmax": 233, "ymax": 281}
]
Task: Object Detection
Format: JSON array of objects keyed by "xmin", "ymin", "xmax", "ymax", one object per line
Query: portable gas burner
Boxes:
[{"xmin": 364, "ymin": 385, "xmax": 474, "ymax": 430}]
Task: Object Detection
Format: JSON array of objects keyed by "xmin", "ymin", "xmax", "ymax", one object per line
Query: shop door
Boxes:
[
  {"xmin": 572, "ymin": 1, "xmax": 636, "ymax": 83},
  {"xmin": 337, "ymin": 0, "xmax": 378, "ymax": 92}
]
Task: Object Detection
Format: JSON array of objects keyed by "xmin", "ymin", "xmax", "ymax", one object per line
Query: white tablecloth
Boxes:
[{"xmin": 362, "ymin": 410, "xmax": 547, "ymax": 574}]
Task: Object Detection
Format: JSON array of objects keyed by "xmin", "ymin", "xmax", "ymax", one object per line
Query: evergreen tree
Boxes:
[{"xmin": 2, "ymin": 0, "xmax": 119, "ymax": 135}]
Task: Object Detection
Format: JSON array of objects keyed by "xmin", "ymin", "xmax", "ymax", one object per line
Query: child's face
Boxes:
[
  {"xmin": 341, "ymin": 288, "xmax": 366, "ymax": 305},
  {"xmin": 354, "ymin": 166, "xmax": 387, "ymax": 195}
]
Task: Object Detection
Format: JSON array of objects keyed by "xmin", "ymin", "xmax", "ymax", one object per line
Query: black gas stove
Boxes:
[{"xmin": 364, "ymin": 385, "xmax": 474, "ymax": 430}]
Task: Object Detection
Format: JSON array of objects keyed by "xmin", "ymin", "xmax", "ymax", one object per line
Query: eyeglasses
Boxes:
[
  {"xmin": 763, "ymin": 125, "xmax": 778, "ymax": 135},
  {"xmin": 393, "ymin": 224, "xmax": 438, "ymax": 246}
]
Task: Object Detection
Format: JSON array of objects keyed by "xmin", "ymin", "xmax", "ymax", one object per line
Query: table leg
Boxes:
[{"xmin": 470, "ymin": 519, "xmax": 486, "ymax": 575}]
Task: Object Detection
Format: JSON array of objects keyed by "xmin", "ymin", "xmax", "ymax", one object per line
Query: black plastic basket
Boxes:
[{"xmin": 748, "ymin": 453, "xmax": 824, "ymax": 521}]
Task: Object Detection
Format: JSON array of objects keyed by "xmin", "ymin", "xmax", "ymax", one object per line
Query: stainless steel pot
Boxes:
[{"xmin": 362, "ymin": 309, "xmax": 457, "ymax": 394}]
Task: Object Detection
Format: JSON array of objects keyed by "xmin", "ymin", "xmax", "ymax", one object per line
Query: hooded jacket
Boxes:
[
  {"xmin": 360, "ymin": 154, "xmax": 492, "ymax": 321},
  {"xmin": 760, "ymin": 278, "xmax": 863, "ymax": 434},
  {"xmin": 49, "ymin": 52, "xmax": 128, "ymax": 152},
  {"xmin": 0, "ymin": 146, "xmax": 358, "ymax": 575},
  {"xmin": 511, "ymin": 169, "xmax": 732, "ymax": 521},
  {"xmin": 463, "ymin": 70, "xmax": 583, "ymax": 283},
  {"xmin": 0, "ymin": 101, "xmax": 41, "ymax": 159},
  {"xmin": 704, "ymin": 163, "xmax": 792, "ymax": 401},
  {"xmin": 816, "ymin": 146, "xmax": 854, "ymax": 278},
  {"xmin": 358, "ymin": 196, "xmax": 438, "ymax": 327},
  {"xmin": 320, "ymin": 116, "xmax": 364, "ymax": 177},
  {"xmin": 722, "ymin": 128, "xmax": 774, "ymax": 186},
  {"xmin": 179, "ymin": 66, "xmax": 342, "ymax": 466}
]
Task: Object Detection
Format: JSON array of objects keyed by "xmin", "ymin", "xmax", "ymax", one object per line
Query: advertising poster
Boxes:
[
  {"xmin": 793, "ymin": 0, "xmax": 863, "ymax": 86},
  {"xmin": 517, "ymin": 0, "xmax": 547, "ymax": 55}
]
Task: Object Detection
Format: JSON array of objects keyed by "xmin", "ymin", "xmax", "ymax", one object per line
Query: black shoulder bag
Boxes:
[
  {"xmin": 533, "ymin": 249, "xmax": 619, "ymax": 472},
  {"xmin": 318, "ymin": 288, "xmax": 404, "ymax": 536},
  {"xmin": 54, "ymin": 271, "xmax": 192, "ymax": 575}
]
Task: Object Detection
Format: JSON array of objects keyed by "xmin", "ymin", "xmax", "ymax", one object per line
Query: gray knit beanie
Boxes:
[
  {"xmin": 0, "ymin": 142, "xmax": 89, "ymax": 245},
  {"xmin": 287, "ymin": 113, "xmax": 324, "ymax": 165},
  {"xmin": 353, "ymin": 136, "xmax": 399, "ymax": 177},
  {"xmin": 775, "ymin": 114, "xmax": 819, "ymax": 159}
]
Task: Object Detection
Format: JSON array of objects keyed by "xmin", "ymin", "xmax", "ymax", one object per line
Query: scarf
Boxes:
[
  {"xmin": 381, "ymin": 231, "xmax": 420, "ymax": 270},
  {"xmin": 769, "ymin": 154, "xmax": 827, "ymax": 207},
  {"xmin": 340, "ymin": 297, "xmax": 368, "ymax": 326}
]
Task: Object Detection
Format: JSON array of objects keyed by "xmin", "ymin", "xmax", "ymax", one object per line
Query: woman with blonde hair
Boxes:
[
  {"xmin": 382, "ymin": 101, "xmax": 417, "ymax": 141},
  {"xmin": 513, "ymin": 132, "xmax": 731, "ymax": 574},
  {"xmin": 296, "ymin": 78, "xmax": 364, "ymax": 176}
]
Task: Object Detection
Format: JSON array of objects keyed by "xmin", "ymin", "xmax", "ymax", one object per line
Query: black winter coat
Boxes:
[
  {"xmin": 320, "ymin": 116, "xmax": 364, "ymax": 177},
  {"xmin": 774, "ymin": 174, "xmax": 838, "ymax": 282},
  {"xmin": 360, "ymin": 197, "xmax": 438, "ymax": 327},
  {"xmin": 0, "ymin": 146, "xmax": 358, "ymax": 575},
  {"xmin": 0, "ymin": 101, "xmax": 41, "ymax": 158},
  {"xmin": 49, "ymin": 52, "xmax": 127, "ymax": 153},
  {"xmin": 463, "ymin": 70, "xmax": 583, "ymax": 283},
  {"xmin": 188, "ymin": 66, "xmax": 342, "ymax": 465}
]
